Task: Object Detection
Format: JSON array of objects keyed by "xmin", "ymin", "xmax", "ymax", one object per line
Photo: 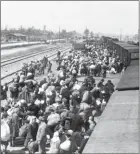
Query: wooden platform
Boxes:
[{"xmin": 82, "ymin": 90, "xmax": 139, "ymax": 153}]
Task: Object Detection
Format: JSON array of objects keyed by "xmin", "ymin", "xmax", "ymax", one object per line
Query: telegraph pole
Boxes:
[
  {"xmin": 120, "ymin": 28, "xmax": 122, "ymax": 41},
  {"xmin": 59, "ymin": 26, "xmax": 60, "ymax": 43}
]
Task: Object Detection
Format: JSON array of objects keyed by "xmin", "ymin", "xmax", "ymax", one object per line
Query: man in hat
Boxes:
[{"xmin": 36, "ymin": 116, "xmax": 47, "ymax": 154}]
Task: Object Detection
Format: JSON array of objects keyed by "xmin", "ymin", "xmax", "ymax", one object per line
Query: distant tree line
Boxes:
[{"xmin": 1, "ymin": 26, "xmax": 81, "ymax": 41}]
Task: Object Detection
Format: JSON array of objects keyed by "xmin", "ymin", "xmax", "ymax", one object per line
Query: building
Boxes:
[{"xmin": 5, "ymin": 33, "xmax": 27, "ymax": 42}]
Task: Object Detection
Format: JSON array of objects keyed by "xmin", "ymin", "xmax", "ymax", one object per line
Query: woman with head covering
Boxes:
[
  {"xmin": 59, "ymin": 129, "xmax": 78, "ymax": 154},
  {"xmin": 47, "ymin": 131, "xmax": 60, "ymax": 154}
]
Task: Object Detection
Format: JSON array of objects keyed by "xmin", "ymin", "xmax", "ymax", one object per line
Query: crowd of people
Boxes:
[{"xmin": 1, "ymin": 44, "xmax": 125, "ymax": 154}]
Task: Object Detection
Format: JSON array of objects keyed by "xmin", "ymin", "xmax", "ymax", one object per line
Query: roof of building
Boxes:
[{"xmin": 6, "ymin": 33, "xmax": 26, "ymax": 37}]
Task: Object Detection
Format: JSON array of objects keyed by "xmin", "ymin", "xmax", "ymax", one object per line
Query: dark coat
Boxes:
[
  {"xmin": 26, "ymin": 123, "xmax": 38, "ymax": 141},
  {"xmin": 27, "ymin": 104, "xmax": 40, "ymax": 117}
]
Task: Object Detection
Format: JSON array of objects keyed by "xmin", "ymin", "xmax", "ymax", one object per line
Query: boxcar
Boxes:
[{"xmin": 73, "ymin": 43, "xmax": 85, "ymax": 50}]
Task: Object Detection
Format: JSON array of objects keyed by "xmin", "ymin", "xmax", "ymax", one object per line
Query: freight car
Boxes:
[
  {"xmin": 82, "ymin": 41, "xmax": 139, "ymax": 154},
  {"xmin": 73, "ymin": 42, "xmax": 86, "ymax": 50},
  {"xmin": 112, "ymin": 42, "xmax": 139, "ymax": 66},
  {"xmin": 102, "ymin": 36, "xmax": 139, "ymax": 67}
]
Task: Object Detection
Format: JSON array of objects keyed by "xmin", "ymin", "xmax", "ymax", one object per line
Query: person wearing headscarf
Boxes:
[{"xmin": 47, "ymin": 131, "xmax": 60, "ymax": 154}]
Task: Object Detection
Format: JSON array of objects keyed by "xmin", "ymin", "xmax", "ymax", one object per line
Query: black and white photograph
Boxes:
[{"xmin": 1, "ymin": 1, "xmax": 139, "ymax": 154}]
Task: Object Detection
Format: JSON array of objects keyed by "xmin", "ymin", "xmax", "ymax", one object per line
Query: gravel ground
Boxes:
[
  {"xmin": 1, "ymin": 44, "xmax": 50, "ymax": 60},
  {"xmin": 1, "ymin": 44, "xmax": 71, "ymax": 85},
  {"xmin": 2, "ymin": 48, "xmax": 122, "ymax": 153},
  {"xmin": 4, "ymin": 69, "xmax": 121, "ymax": 154}
]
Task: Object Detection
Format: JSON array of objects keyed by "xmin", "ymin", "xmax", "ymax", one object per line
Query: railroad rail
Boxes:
[
  {"xmin": 1, "ymin": 46, "xmax": 54, "ymax": 64},
  {"xmin": 1, "ymin": 44, "xmax": 71, "ymax": 67},
  {"xmin": 1, "ymin": 46, "xmax": 72, "ymax": 85}
]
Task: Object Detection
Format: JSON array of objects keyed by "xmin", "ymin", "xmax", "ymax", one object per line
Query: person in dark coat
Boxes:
[
  {"xmin": 91, "ymin": 84, "xmax": 100, "ymax": 100},
  {"xmin": 105, "ymin": 80, "xmax": 115, "ymax": 96},
  {"xmin": 72, "ymin": 131, "xmax": 84, "ymax": 148},
  {"xmin": 68, "ymin": 107, "xmax": 84, "ymax": 132},
  {"xmin": 1, "ymin": 83, "xmax": 8, "ymax": 100},
  {"xmin": 97, "ymin": 79, "xmax": 104, "ymax": 89},
  {"xmin": 60, "ymin": 82, "xmax": 70, "ymax": 101},
  {"xmin": 9, "ymin": 82, "xmax": 19, "ymax": 100},
  {"xmin": 48, "ymin": 61, "xmax": 52, "ymax": 73},
  {"xmin": 1, "ymin": 86, "xmax": 5, "ymax": 100},
  {"xmin": 18, "ymin": 102, "xmax": 27, "ymax": 118},
  {"xmin": 27, "ymin": 99, "xmax": 40, "ymax": 118},
  {"xmin": 24, "ymin": 117, "xmax": 38, "ymax": 149}
]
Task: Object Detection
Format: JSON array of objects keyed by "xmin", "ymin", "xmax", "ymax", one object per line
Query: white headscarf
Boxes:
[{"xmin": 51, "ymin": 131, "xmax": 60, "ymax": 142}]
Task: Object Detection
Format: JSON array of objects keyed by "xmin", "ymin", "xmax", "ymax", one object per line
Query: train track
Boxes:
[
  {"xmin": 1, "ymin": 44, "xmax": 71, "ymax": 67},
  {"xmin": 1, "ymin": 45, "xmax": 72, "ymax": 85}
]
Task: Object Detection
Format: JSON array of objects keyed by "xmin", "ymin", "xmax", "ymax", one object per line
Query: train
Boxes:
[
  {"xmin": 104, "ymin": 37, "xmax": 139, "ymax": 67},
  {"xmin": 83, "ymin": 36, "xmax": 139, "ymax": 154}
]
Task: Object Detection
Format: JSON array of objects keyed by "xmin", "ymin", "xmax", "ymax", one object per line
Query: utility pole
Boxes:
[
  {"xmin": 120, "ymin": 28, "xmax": 122, "ymax": 41},
  {"xmin": 138, "ymin": 29, "xmax": 139, "ymax": 42},
  {"xmin": 44, "ymin": 25, "xmax": 46, "ymax": 32},
  {"xmin": 59, "ymin": 26, "xmax": 60, "ymax": 43}
]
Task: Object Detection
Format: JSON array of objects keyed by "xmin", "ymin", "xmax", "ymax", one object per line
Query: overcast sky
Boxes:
[{"xmin": 1, "ymin": 1, "xmax": 139, "ymax": 35}]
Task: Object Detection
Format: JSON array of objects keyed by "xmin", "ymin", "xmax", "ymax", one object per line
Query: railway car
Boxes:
[
  {"xmin": 114, "ymin": 42, "xmax": 139, "ymax": 66},
  {"xmin": 105, "ymin": 38, "xmax": 139, "ymax": 67},
  {"xmin": 82, "ymin": 48, "xmax": 139, "ymax": 154},
  {"xmin": 73, "ymin": 42, "xmax": 86, "ymax": 50}
]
